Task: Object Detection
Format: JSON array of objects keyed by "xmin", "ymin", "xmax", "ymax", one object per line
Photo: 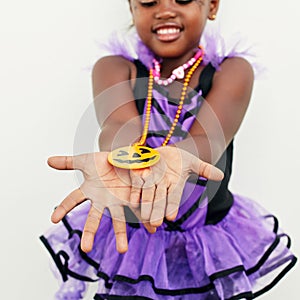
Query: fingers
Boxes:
[
  {"xmin": 165, "ymin": 178, "xmax": 185, "ymax": 221},
  {"xmin": 150, "ymin": 183, "xmax": 167, "ymax": 227},
  {"xmin": 141, "ymin": 184, "xmax": 155, "ymax": 220},
  {"xmin": 131, "ymin": 208, "xmax": 157, "ymax": 234},
  {"xmin": 81, "ymin": 206, "xmax": 103, "ymax": 253},
  {"xmin": 51, "ymin": 188, "xmax": 86, "ymax": 223},
  {"xmin": 110, "ymin": 206, "xmax": 128, "ymax": 253},
  {"xmin": 129, "ymin": 169, "xmax": 157, "ymax": 220},
  {"xmin": 129, "ymin": 171, "xmax": 143, "ymax": 208},
  {"xmin": 139, "ymin": 171, "xmax": 157, "ymax": 221},
  {"xmin": 47, "ymin": 154, "xmax": 87, "ymax": 171},
  {"xmin": 143, "ymin": 222, "xmax": 158, "ymax": 234}
]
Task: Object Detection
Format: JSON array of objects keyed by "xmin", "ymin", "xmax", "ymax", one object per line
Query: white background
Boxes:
[{"xmin": 0, "ymin": 0, "xmax": 299, "ymax": 299}]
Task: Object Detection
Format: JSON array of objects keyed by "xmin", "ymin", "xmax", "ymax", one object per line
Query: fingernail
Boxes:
[{"xmin": 166, "ymin": 208, "xmax": 178, "ymax": 221}]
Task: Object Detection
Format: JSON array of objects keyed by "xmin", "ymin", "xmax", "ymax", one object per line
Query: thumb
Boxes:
[
  {"xmin": 192, "ymin": 158, "xmax": 224, "ymax": 181},
  {"xmin": 47, "ymin": 154, "xmax": 87, "ymax": 171}
]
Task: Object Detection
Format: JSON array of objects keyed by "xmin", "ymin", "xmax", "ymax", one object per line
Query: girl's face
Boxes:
[{"xmin": 129, "ymin": 0, "xmax": 219, "ymax": 60}]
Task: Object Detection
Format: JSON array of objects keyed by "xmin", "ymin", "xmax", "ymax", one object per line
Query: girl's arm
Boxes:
[
  {"xmin": 176, "ymin": 57, "xmax": 254, "ymax": 164},
  {"xmin": 92, "ymin": 55, "xmax": 143, "ymax": 150}
]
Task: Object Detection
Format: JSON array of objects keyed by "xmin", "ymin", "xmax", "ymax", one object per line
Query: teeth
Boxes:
[{"xmin": 157, "ymin": 28, "xmax": 180, "ymax": 35}]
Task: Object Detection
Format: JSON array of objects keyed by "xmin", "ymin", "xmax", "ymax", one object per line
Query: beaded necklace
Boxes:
[
  {"xmin": 153, "ymin": 46, "xmax": 204, "ymax": 86},
  {"xmin": 108, "ymin": 46, "xmax": 204, "ymax": 170}
]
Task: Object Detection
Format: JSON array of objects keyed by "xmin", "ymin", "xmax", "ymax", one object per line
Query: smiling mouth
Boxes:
[
  {"xmin": 156, "ymin": 28, "xmax": 180, "ymax": 35},
  {"xmin": 153, "ymin": 24, "xmax": 182, "ymax": 42}
]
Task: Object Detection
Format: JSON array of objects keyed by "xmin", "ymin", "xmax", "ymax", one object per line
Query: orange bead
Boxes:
[{"xmin": 136, "ymin": 53, "xmax": 203, "ymax": 147}]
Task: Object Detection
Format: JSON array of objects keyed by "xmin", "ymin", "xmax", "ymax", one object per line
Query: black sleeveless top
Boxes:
[{"xmin": 131, "ymin": 60, "xmax": 234, "ymax": 227}]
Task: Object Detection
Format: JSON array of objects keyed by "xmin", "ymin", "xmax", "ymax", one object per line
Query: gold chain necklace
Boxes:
[{"xmin": 108, "ymin": 48, "xmax": 204, "ymax": 169}]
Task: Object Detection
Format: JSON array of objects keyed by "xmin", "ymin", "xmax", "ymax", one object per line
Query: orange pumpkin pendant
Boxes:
[{"xmin": 108, "ymin": 145, "xmax": 160, "ymax": 169}]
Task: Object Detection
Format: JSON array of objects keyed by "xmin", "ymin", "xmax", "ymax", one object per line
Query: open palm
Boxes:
[{"xmin": 48, "ymin": 152, "xmax": 156, "ymax": 254}]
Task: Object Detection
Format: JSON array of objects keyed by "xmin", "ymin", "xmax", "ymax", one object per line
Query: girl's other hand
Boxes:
[
  {"xmin": 47, "ymin": 153, "xmax": 156, "ymax": 254},
  {"xmin": 129, "ymin": 146, "xmax": 224, "ymax": 227}
]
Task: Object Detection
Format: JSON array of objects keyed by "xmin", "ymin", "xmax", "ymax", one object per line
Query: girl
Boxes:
[{"xmin": 41, "ymin": 0, "xmax": 297, "ymax": 299}]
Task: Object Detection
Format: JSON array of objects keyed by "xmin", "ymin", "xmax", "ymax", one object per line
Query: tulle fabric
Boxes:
[{"xmin": 40, "ymin": 194, "xmax": 296, "ymax": 300}]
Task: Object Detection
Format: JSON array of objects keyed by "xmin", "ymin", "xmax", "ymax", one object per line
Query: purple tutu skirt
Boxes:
[{"xmin": 40, "ymin": 187, "xmax": 297, "ymax": 300}]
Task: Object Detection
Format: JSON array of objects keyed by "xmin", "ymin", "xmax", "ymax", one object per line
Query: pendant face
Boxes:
[{"xmin": 108, "ymin": 145, "xmax": 160, "ymax": 169}]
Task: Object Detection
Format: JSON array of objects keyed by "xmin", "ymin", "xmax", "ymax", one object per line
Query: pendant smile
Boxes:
[
  {"xmin": 113, "ymin": 155, "xmax": 158, "ymax": 165},
  {"xmin": 108, "ymin": 145, "xmax": 160, "ymax": 169}
]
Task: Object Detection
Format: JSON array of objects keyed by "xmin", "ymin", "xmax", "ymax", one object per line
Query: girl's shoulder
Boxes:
[
  {"xmin": 92, "ymin": 55, "xmax": 136, "ymax": 80},
  {"xmin": 213, "ymin": 57, "xmax": 254, "ymax": 93},
  {"xmin": 92, "ymin": 55, "xmax": 137, "ymax": 97}
]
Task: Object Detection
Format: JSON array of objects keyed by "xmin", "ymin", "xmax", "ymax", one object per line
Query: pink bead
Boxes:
[
  {"xmin": 152, "ymin": 46, "xmax": 204, "ymax": 86},
  {"xmin": 194, "ymin": 50, "xmax": 202, "ymax": 59},
  {"xmin": 172, "ymin": 66, "xmax": 185, "ymax": 79}
]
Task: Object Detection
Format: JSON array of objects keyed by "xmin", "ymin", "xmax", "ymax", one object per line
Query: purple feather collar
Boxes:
[{"xmin": 97, "ymin": 27, "xmax": 260, "ymax": 76}]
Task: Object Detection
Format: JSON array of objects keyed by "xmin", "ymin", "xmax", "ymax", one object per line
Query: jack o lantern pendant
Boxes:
[{"xmin": 108, "ymin": 145, "xmax": 160, "ymax": 169}]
